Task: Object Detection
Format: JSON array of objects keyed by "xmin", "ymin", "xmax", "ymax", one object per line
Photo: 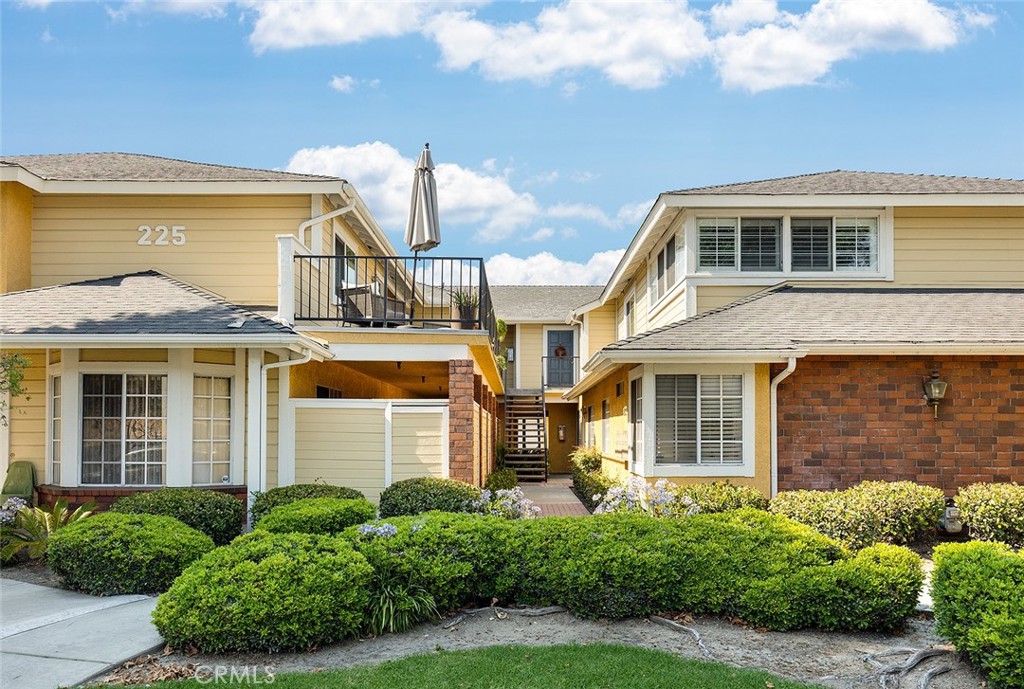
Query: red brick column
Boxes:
[
  {"xmin": 775, "ymin": 355, "xmax": 1024, "ymax": 494},
  {"xmin": 448, "ymin": 359, "xmax": 476, "ymax": 484}
]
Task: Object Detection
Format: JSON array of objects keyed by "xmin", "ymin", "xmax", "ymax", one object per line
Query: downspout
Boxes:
[
  {"xmin": 297, "ymin": 182, "xmax": 357, "ymax": 249},
  {"xmin": 770, "ymin": 357, "xmax": 798, "ymax": 497},
  {"xmin": 257, "ymin": 347, "xmax": 313, "ymax": 504}
]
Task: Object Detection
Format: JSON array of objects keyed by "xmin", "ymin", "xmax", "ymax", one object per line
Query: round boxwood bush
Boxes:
[
  {"xmin": 672, "ymin": 481, "xmax": 768, "ymax": 513},
  {"xmin": 485, "ymin": 467, "xmax": 519, "ymax": 492},
  {"xmin": 255, "ymin": 497, "xmax": 376, "ymax": 535},
  {"xmin": 153, "ymin": 531, "xmax": 372, "ymax": 653},
  {"xmin": 48, "ymin": 512, "xmax": 214, "ymax": 595},
  {"xmin": 111, "ymin": 487, "xmax": 244, "ymax": 546},
  {"xmin": 955, "ymin": 482, "xmax": 1024, "ymax": 548},
  {"xmin": 378, "ymin": 477, "xmax": 482, "ymax": 517},
  {"xmin": 250, "ymin": 483, "xmax": 365, "ymax": 524}
]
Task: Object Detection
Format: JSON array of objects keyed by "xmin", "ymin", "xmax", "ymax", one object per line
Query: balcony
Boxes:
[{"xmin": 277, "ymin": 236, "xmax": 498, "ymax": 353}]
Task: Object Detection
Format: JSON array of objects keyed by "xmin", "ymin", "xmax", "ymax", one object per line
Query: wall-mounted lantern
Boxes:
[{"xmin": 923, "ymin": 370, "xmax": 948, "ymax": 418}]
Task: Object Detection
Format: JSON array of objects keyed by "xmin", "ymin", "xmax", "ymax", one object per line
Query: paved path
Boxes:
[
  {"xmin": 520, "ymin": 475, "xmax": 590, "ymax": 516},
  {"xmin": 0, "ymin": 579, "xmax": 163, "ymax": 689}
]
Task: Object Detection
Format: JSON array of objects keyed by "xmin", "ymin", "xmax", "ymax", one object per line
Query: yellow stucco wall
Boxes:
[
  {"xmin": 294, "ymin": 407, "xmax": 387, "ymax": 502},
  {"xmin": 5, "ymin": 349, "xmax": 47, "ymax": 482},
  {"xmin": 30, "ymin": 194, "xmax": 312, "ymax": 305},
  {"xmin": 0, "ymin": 182, "xmax": 34, "ymax": 293}
]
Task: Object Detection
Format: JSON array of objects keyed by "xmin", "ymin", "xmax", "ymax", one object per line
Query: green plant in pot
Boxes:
[{"xmin": 452, "ymin": 290, "xmax": 479, "ymax": 329}]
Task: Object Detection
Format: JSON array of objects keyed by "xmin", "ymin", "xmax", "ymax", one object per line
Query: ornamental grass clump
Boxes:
[
  {"xmin": 255, "ymin": 497, "xmax": 376, "ymax": 535},
  {"xmin": 932, "ymin": 542, "xmax": 1024, "ymax": 688},
  {"xmin": 955, "ymin": 482, "xmax": 1024, "ymax": 548},
  {"xmin": 153, "ymin": 531, "xmax": 372, "ymax": 653}
]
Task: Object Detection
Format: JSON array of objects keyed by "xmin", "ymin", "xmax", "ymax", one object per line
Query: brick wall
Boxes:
[
  {"xmin": 35, "ymin": 484, "xmax": 248, "ymax": 511},
  {"xmin": 775, "ymin": 355, "xmax": 1024, "ymax": 493},
  {"xmin": 447, "ymin": 359, "xmax": 500, "ymax": 487}
]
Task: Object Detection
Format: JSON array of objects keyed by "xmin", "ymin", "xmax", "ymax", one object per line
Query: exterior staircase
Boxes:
[{"xmin": 503, "ymin": 389, "xmax": 548, "ymax": 482}]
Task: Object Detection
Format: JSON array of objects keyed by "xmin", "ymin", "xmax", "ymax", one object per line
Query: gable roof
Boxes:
[
  {"xmin": 491, "ymin": 285, "xmax": 604, "ymax": 322},
  {"xmin": 0, "ymin": 153, "xmax": 338, "ymax": 183},
  {"xmin": 0, "ymin": 271, "xmax": 317, "ymax": 349},
  {"xmin": 669, "ymin": 170, "xmax": 1024, "ymax": 196},
  {"xmin": 605, "ymin": 285, "xmax": 1024, "ymax": 354}
]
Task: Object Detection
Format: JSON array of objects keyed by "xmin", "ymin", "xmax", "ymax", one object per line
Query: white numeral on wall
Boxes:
[{"xmin": 137, "ymin": 224, "xmax": 186, "ymax": 246}]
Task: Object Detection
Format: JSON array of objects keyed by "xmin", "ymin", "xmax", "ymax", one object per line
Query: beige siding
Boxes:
[
  {"xmin": 392, "ymin": 411, "xmax": 444, "ymax": 482},
  {"xmin": 647, "ymin": 288, "xmax": 688, "ymax": 329},
  {"xmin": 31, "ymin": 194, "xmax": 311, "ymax": 305},
  {"xmin": 892, "ymin": 207, "xmax": 1024, "ymax": 286},
  {"xmin": 517, "ymin": 323, "xmax": 544, "ymax": 389},
  {"xmin": 265, "ymin": 367, "xmax": 279, "ymax": 489},
  {"xmin": 695, "ymin": 285, "xmax": 765, "ymax": 314},
  {"xmin": 294, "ymin": 407, "xmax": 387, "ymax": 502},
  {"xmin": 586, "ymin": 303, "xmax": 617, "ymax": 357},
  {"xmin": 6, "ymin": 350, "xmax": 47, "ymax": 483}
]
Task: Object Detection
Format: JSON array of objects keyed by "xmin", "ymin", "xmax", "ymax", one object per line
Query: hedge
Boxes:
[
  {"xmin": 770, "ymin": 480, "xmax": 945, "ymax": 549},
  {"xmin": 569, "ymin": 447, "xmax": 614, "ymax": 512},
  {"xmin": 932, "ymin": 542, "xmax": 1024, "ymax": 688},
  {"xmin": 378, "ymin": 478, "xmax": 481, "ymax": 518},
  {"xmin": 111, "ymin": 488, "xmax": 244, "ymax": 546},
  {"xmin": 153, "ymin": 531, "xmax": 372, "ymax": 653},
  {"xmin": 671, "ymin": 481, "xmax": 768, "ymax": 513},
  {"xmin": 48, "ymin": 513, "xmax": 214, "ymax": 595},
  {"xmin": 955, "ymin": 482, "xmax": 1024, "ymax": 548},
  {"xmin": 485, "ymin": 468, "xmax": 519, "ymax": 492},
  {"xmin": 250, "ymin": 483, "xmax": 365, "ymax": 524},
  {"xmin": 255, "ymin": 497, "xmax": 376, "ymax": 535}
]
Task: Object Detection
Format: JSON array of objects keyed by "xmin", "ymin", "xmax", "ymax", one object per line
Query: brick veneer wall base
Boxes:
[
  {"xmin": 35, "ymin": 484, "xmax": 248, "ymax": 511},
  {"xmin": 448, "ymin": 359, "xmax": 477, "ymax": 484},
  {"xmin": 774, "ymin": 355, "xmax": 1024, "ymax": 493}
]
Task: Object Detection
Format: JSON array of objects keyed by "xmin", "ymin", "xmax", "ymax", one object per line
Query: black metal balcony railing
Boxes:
[
  {"xmin": 293, "ymin": 255, "xmax": 498, "ymax": 353},
  {"xmin": 542, "ymin": 355, "xmax": 580, "ymax": 389}
]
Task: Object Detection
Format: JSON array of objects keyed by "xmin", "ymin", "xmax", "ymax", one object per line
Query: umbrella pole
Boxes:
[{"xmin": 409, "ymin": 250, "xmax": 418, "ymax": 324}]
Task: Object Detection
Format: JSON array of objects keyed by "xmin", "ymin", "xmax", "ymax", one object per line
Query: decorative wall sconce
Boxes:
[{"xmin": 923, "ymin": 370, "xmax": 948, "ymax": 418}]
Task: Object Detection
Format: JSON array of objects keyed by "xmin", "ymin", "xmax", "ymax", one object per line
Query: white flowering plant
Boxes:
[
  {"xmin": 594, "ymin": 477, "xmax": 699, "ymax": 518},
  {"xmin": 469, "ymin": 487, "xmax": 541, "ymax": 520}
]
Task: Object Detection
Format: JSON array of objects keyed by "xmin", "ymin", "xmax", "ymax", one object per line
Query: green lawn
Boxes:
[{"xmin": 149, "ymin": 643, "xmax": 822, "ymax": 688}]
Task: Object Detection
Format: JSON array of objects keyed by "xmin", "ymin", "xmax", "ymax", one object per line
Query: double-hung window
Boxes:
[
  {"xmin": 654, "ymin": 373, "xmax": 743, "ymax": 466},
  {"xmin": 334, "ymin": 236, "xmax": 358, "ymax": 288},
  {"xmin": 624, "ymin": 295, "xmax": 635, "ymax": 337},
  {"xmin": 81, "ymin": 374, "xmax": 167, "ymax": 485},
  {"xmin": 698, "ymin": 217, "xmax": 781, "ymax": 271},
  {"xmin": 791, "ymin": 217, "xmax": 878, "ymax": 271},
  {"xmin": 653, "ymin": 237, "xmax": 676, "ymax": 301}
]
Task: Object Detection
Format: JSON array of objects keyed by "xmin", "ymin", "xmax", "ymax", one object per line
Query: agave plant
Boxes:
[{"xmin": 0, "ymin": 498, "xmax": 96, "ymax": 561}]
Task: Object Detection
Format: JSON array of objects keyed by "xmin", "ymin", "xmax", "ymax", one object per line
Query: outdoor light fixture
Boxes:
[{"xmin": 923, "ymin": 370, "xmax": 948, "ymax": 418}]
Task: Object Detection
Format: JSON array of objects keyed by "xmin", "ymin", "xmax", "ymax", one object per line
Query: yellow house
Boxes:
[
  {"xmin": 565, "ymin": 171, "xmax": 1024, "ymax": 495},
  {"xmin": 0, "ymin": 153, "xmax": 502, "ymax": 509}
]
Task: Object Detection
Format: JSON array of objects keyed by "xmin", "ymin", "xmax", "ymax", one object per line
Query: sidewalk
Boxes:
[
  {"xmin": 0, "ymin": 579, "xmax": 163, "ymax": 689},
  {"xmin": 520, "ymin": 475, "xmax": 590, "ymax": 516}
]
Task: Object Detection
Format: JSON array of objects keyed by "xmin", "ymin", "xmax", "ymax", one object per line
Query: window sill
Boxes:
[{"xmin": 649, "ymin": 463, "xmax": 755, "ymax": 478}]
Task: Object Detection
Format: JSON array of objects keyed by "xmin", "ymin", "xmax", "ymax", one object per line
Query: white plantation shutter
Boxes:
[
  {"xmin": 791, "ymin": 218, "xmax": 832, "ymax": 270},
  {"xmin": 697, "ymin": 218, "xmax": 737, "ymax": 269},
  {"xmin": 739, "ymin": 218, "xmax": 781, "ymax": 271},
  {"xmin": 655, "ymin": 373, "xmax": 743, "ymax": 466},
  {"xmin": 835, "ymin": 217, "xmax": 878, "ymax": 270}
]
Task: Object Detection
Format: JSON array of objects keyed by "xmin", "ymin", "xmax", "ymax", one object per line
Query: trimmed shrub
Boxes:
[
  {"xmin": 255, "ymin": 497, "xmax": 376, "ymax": 535},
  {"xmin": 955, "ymin": 482, "xmax": 1024, "ymax": 548},
  {"xmin": 569, "ymin": 446, "xmax": 614, "ymax": 511},
  {"xmin": 153, "ymin": 531, "xmax": 372, "ymax": 653},
  {"xmin": 672, "ymin": 481, "xmax": 768, "ymax": 513},
  {"xmin": 111, "ymin": 488, "xmax": 243, "ymax": 546},
  {"xmin": 48, "ymin": 513, "xmax": 213, "ymax": 595},
  {"xmin": 932, "ymin": 542, "xmax": 1024, "ymax": 688},
  {"xmin": 485, "ymin": 467, "xmax": 519, "ymax": 491},
  {"xmin": 250, "ymin": 483, "xmax": 365, "ymax": 524},
  {"xmin": 378, "ymin": 478, "xmax": 481, "ymax": 518},
  {"xmin": 770, "ymin": 480, "xmax": 945, "ymax": 549}
]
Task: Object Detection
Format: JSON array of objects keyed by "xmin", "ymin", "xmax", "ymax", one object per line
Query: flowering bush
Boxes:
[
  {"xmin": 595, "ymin": 477, "xmax": 699, "ymax": 518},
  {"xmin": 471, "ymin": 487, "xmax": 540, "ymax": 520},
  {"xmin": 357, "ymin": 522, "xmax": 399, "ymax": 538},
  {"xmin": 0, "ymin": 497, "xmax": 27, "ymax": 526},
  {"xmin": 569, "ymin": 446, "xmax": 614, "ymax": 511}
]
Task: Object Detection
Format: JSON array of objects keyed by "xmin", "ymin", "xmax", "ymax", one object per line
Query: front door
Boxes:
[{"xmin": 546, "ymin": 330, "xmax": 575, "ymax": 388}]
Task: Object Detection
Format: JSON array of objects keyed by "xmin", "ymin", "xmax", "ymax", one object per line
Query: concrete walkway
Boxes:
[
  {"xmin": 520, "ymin": 475, "xmax": 590, "ymax": 516},
  {"xmin": 0, "ymin": 579, "xmax": 163, "ymax": 689}
]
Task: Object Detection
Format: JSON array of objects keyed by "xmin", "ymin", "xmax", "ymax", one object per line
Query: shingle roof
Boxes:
[
  {"xmin": 0, "ymin": 153, "xmax": 340, "ymax": 183},
  {"xmin": 491, "ymin": 285, "xmax": 604, "ymax": 322},
  {"xmin": 607, "ymin": 286, "xmax": 1024, "ymax": 353},
  {"xmin": 0, "ymin": 271, "xmax": 296, "ymax": 338},
  {"xmin": 669, "ymin": 171, "xmax": 1024, "ymax": 195}
]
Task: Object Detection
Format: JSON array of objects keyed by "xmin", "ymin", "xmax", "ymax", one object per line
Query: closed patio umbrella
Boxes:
[{"xmin": 405, "ymin": 144, "xmax": 441, "ymax": 323}]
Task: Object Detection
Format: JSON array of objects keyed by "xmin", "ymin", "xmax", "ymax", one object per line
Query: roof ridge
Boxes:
[
  {"xmin": 669, "ymin": 169, "xmax": 1024, "ymax": 193},
  {"xmin": 670, "ymin": 170, "xmax": 843, "ymax": 193}
]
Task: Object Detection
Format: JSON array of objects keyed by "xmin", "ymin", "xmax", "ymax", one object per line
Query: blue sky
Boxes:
[{"xmin": 3, "ymin": 1, "xmax": 1023, "ymax": 284}]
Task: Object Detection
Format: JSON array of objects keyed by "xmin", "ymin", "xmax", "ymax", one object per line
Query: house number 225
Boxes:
[{"xmin": 137, "ymin": 225, "xmax": 186, "ymax": 246}]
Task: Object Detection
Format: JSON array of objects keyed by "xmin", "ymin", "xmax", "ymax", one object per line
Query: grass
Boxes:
[{"xmin": 145, "ymin": 643, "xmax": 823, "ymax": 688}]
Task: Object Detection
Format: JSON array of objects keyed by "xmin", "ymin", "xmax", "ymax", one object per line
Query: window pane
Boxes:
[
  {"xmin": 698, "ymin": 218, "xmax": 737, "ymax": 269},
  {"xmin": 655, "ymin": 374, "xmax": 697, "ymax": 465},
  {"xmin": 791, "ymin": 218, "xmax": 832, "ymax": 270},
  {"xmin": 835, "ymin": 217, "xmax": 877, "ymax": 271},
  {"xmin": 193, "ymin": 376, "xmax": 232, "ymax": 485},
  {"xmin": 739, "ymin": 218, "xmax": 781, "ymax": 271}
]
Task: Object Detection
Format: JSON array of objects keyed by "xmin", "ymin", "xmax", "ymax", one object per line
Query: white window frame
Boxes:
[
  {"xmin": 637, "ymin": 363, "xmax": 755, "ymax": 478},
  {"xmin": 685, "ymin": 208, "xmax": 893, "ymax": 282},
  {"xmin": 45, "ymin": 349, "xmax": 244, "ymax": 488},
  {"xmin": 628, "ymin": 367, "xmax": 644, "ymax": 472}
]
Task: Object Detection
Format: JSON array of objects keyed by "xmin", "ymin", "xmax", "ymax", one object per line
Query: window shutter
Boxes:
[
  {"xmin": 739, "ymin": 218, "xmax": 781, "ymax": 271},
  {"xmin": 697, "ymin": 218, "xmax": 737, "ymax": 269},
  {"xmin": 835, "ymin": 217, "xmax": 878, "ymax": 270},
  {"xmin": 791, "ymin": 218, "xmax": 832, "ymax": 270}
]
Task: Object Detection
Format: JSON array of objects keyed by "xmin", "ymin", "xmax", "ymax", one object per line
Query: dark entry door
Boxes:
[{"xmin": 546, "ymin": 330, "xmax": 575, "ymax": 388}]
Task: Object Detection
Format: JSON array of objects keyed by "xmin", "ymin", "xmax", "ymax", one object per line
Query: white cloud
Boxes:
[
  {"xmin": 560, "ymin": 81, "xmax": 580, "ymax": 98},
  {"xmin": 570, "ymin": 170, "xmax": 597, "ymax": 183},
  {"xmin": 525, "ymin": 227, "xmax": 555, "ymax": 242},
  {"xmin": 708, "ymin": 0, "xmax": 780, "ymax": 33},
  {"xmin": 285, "ymin": 142, "xmax": 541, "ymax": 242},
  {"xmin": 328, "ymin": 74, "xmax": 356, "ymax": 93},
  {"xmin": 486, "ymin": 249, "xmax": 625, "ymax": 286},
  {"xmin": 18, "ymin": 0, "xmax": 57, "ymax": 7},
  {"xmin": 713, "ymin": 0, "xmax": 988, "ymax": 93},
  {"xmin": 40, "ymin": 26, "xmax": 55, "ymax": 43},
  {"xmin": 615, "ymin": 199, "xmax": 654, "ymax": 227},
  {"xmin": 105, "ymin": 1, "xmax": 229, "ymax": 20},
  {"xmin": 426, "ymin": 1, "xmax": 711, "ymax": 89},
  {"xmin": 547, "ymin": 202, "xmax": 615, "ymax": 228}
]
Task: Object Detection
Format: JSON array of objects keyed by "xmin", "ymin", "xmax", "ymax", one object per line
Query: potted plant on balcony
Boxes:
[{"xmin": 452, "ymin": 290, "xmax": 479, "ymax": 330}]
